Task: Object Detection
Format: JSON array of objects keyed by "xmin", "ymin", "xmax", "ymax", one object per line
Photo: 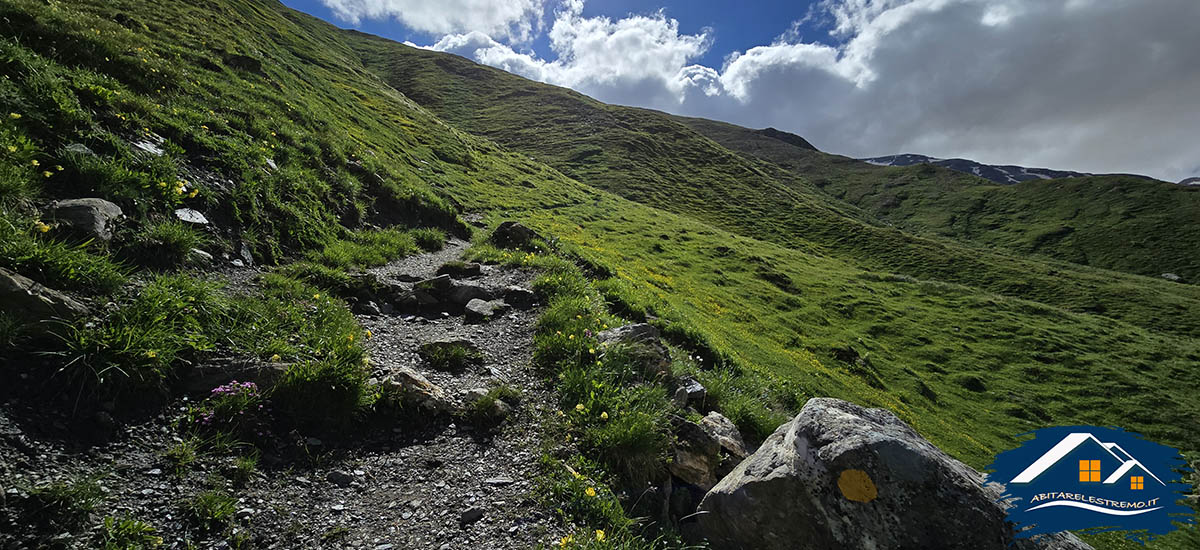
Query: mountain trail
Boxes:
[{"xmin": 0, "ymin": 242, "xmax": 564, "ymax": 549}]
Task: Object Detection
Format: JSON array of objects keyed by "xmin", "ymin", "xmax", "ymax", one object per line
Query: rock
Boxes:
[
  {"xmin": 1161, "ymin": 273, "xmax": 1184, "ymax": 282},
  {"xmin": 490, "ymin": 399, "xmax": 513, "ymax": 418},
  {"xmin": 489, "ymin": 221, "xmax": 541, "ymax": 249},
  {"xmin": 462, "ymin": 388, "xmax": 489, "ymax": 404},
  {"xmin": 0, "ymin": 268, "xmax": 89, "ymax": 328},
  {"xmin": 448, "ymin": 282, "xmax": 492, "ymax": 305},
  {"xmin": 353, "ymin": 300, "xmax": 381, "ymax": 316},
  {"xmin": 183, "ymin": 359, "xmax": 288, "ymax": 394},
  {"xmin": 413, "ymin": 274, "xmax": 453, "ymax": 305},
  {"xmin": 187, "ymin": 248, "xmax": 213, "ymax": 265},
  {"xmin": 669, "ymin": 418, "xmax": 721, "ymax": 491},
  {"xmin": 48, "ymin": 198, "xmax": 123, "ymax": 241},
  {"xmin": 62, "ymin": 143, "xmax": 95, "ymax": 157},
  {"xmin": 694, "ymin": 398, "xmax": 1094, "ymax": 550},
  {"xmin": 502, "ymin": 285, "xmax": 537, "ymax": 309},
  {"xmin": 597, "ymin": 323, "xmax": 671, "ymax": 378},
  {"xmin": 326, "ymin": 470, "xmax": 354, "ymax": 487},
  {"xmin": 382, "ymin": 366, "xmax": 453, "ymax": 413},
  {"xmin": 465, "ymin": 298, "xmax": 506, "ymax": 323},
  {"xmin": 235, "ymin": 508, "xmax": 254, "ymax": 521},
  {"xmin": 305, "ymin": 437, "xmax": 323, "ymax": 447},
  {"xmin": 698, "ymin": 412, "xmax": 748, "ymax": 460},
  {"xmin": 484, "ymin": 477, "xmax": 515, "ymax": 487},
  {"xmin": 174, "ymin": 208, "xmax": 209, "ymax": 225},
  {"xmin": 459, "ymin": 506, "xmax": 485, "ymax": 526},
  {"xmin": 672, "ymin": 377, "xmax": 706, "ymax": 408},
  {"xmin": 436, "ymin": 262, "xmax": 482, "ymax": 278},
  {"xmin": 238, "ymin": 243, "xmax": 255, "ymax": 266}
]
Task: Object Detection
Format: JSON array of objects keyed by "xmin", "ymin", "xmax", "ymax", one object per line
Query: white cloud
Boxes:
[
  {"xmin": 321, "ymin": 0, "xmax": 545, "ymax": 42},
  {"xmin": 431, "ymin": 1, "xmax": 714, "ymax": 108},
  {"xmin": 420, "ymin": 0, "xmax": 1200, "ymax": 182}
]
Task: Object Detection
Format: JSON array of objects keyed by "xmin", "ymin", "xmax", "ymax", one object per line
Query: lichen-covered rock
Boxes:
[
  {"xmin": 695, "ymin": 398, "xmax": 1092, "ymax": 550},
  {"xmin": 0, "ymin": 267, "xmax": 89, "ymax": 329},
  {"xmin": 48, "ymin": 198, "xmax": 123, "ymax": 241},
  {"xmin": 597, "ymin": 323, "xmax": 671, "ymax": 378}
]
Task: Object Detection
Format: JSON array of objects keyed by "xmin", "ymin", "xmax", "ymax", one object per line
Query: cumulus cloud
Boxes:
[
  {"xmin": 321, "ymin": 0, "xmax": 544, "ymax": 42},
  {"xmin": 423, "ymin": 0, "xmax": 1200, "ymax": 182}
]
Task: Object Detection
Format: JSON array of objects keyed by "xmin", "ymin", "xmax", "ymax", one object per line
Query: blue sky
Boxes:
[
  {"xmin": 282, "ymin": 0, "xmax": 825, "ymax": 70},
  {"xmin": 274, "ymin": 0, "xmax": 1200, "ymax": 182}
]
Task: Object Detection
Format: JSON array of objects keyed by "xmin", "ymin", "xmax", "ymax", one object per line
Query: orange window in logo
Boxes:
[
  {"xmin": 1079, "ymin": 460, "xmax": 1101, "ymax": 482},
  {"xmin": 1131, "ymin": 476, "xmax": 1144, "ymax": 490}
]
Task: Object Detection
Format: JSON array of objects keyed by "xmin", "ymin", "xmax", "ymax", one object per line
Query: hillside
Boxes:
[
  {"xmin": 673, "ymin": 116, "xmax": 1200, "ymax": 282},
  {"xmin": 0, "ymin": 0, "xmax": 1195, "ymax": 548}
]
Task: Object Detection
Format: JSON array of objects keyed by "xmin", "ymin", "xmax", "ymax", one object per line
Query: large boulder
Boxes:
[
  {"xmin": 597, "ymin": 323, "xmax": 671, "ymax": 378},
  {"xmin": 694, "ymin": 398, "xmax": 1092, "ymax": 550},
  {"xmin": 48, "ymin": 198, "xmax": 123, "ymax": 241},
  {"xmin": 0, "ymin": 268, "xmax": 89, "ymax": 329},
  {"xmin": 489, "ymin": 221, "xmax": 541, "ymax": 249}
]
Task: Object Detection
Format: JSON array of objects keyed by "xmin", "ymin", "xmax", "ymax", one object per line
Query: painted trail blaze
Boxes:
[{"xmin": 986, "ymin": 425, "xmax": 1194, "ymax": 541}]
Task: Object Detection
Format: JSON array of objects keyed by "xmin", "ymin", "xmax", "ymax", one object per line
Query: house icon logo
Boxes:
[{"xmin": 986, "ymin": 426, "xmax": 1193, "ymax": 542}]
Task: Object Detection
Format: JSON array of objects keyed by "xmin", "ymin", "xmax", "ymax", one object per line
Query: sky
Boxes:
[{"xmin": 281, "ymin": 0, "xmax": 1200, "ymax": 183}]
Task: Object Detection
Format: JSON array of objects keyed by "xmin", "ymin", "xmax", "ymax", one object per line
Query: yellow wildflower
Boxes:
[
  {"xmin": 34, "ymin": 221, "xmax": 50, "ymax": 233},
  {"xmin": 575, "ymin": 403, "xmax": 584, "ymax": 411},
  {"xmin": 585, "ymin": 487, "xmax": 596, "ymax": 497},
  {"xmin": 145, "ymin": 350, "xmax": 158, "ymax": 359},
  {"xmin": 595, "ymin": 530, "xmax": 605, "ymax": 542},
  {"xmin": 270, "ymin": 354, "xmax": 281, "ymax": 361},
  {"xmin": 346, "ymin": 334, "xmax": 355, "ymax": 342},
  {"xmin": 568, "ymin": 334, "xmax": 574, "ymax": 340},
  {"xmin": 30, "ymin": 159, "xmax": 38, "ymax": 167},
  {"xmin": 600, "ymin": 411, "xmax": 608, "ymax": 420},
  {"xmin": 588, "ymin": 348, "xmax": 595, "ymax": 354},
  {"xmin": 312, "ymin": 293, "xmax": 320, "ymax": 300},
  {"xmin": 55, "ymin": 165, "xmax": 63, "ymax": 171},
  {"xmin": 6, "ymin": 146, "xmax": 15, "ymax": 153},
  {"xmin": 188, "ymin": 189, "xmax": 199, "ymax": 198},
  {"xmin": 42, "ymin": 171, "xmax": 52, "ymax": 178},
  {"xmin": 558, "ymin": 534, "xmax": 573, "ymax": 548},
  {"xmin": 8, "ymin": 113, "xmax": 20, "ymax": 119},
  {"xmin": 365, "ymin": 330, "xmax": 372, "ymax": 339}
]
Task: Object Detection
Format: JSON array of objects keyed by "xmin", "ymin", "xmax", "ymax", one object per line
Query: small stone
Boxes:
[
  {"xmin": 188, "ymin": 248, "xmax": 213, "ymax": 265},
  {"xmin": 236, "ymin": 508, "xmax": 254, "ymax": 520},
  {"xmin": 146, "ymin": 468, "xmax": 162, "ymax": 476},
  {"xmin": 459, "ymin": 507, "xmax": 485, "ymax": 526},
  {"xmin": 173, "ymin": 208, "xmax": 209, "ymax": 225},
  {"xmin": 483, "ymin": 477, "xmax": 515, "ymax": 487},
  {"xmin": 331, "ymin": 504, "xmax": 346, "ymax": 512},
  {"xmin": 305, "ymin": 437, "xmax": 323, "ymax": 446},
  {"xmin": 327, "ymin": 470, "xmax": 354, "ymax": 487}
]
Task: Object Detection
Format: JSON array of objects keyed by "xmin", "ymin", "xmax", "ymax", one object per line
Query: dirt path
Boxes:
[{"xmin": 0, "ymin": 242, "xmax": 564, "ymax": 549}]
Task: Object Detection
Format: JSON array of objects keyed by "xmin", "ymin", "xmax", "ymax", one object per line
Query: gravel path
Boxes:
[{"xmin": 0, "ymin": 243, "xmax": 564, "ymax": 549}]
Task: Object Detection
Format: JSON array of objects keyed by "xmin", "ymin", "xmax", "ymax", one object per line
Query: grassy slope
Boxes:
[
  {"xmin": 349, "ymin": 40, "xmax": 1200, "ymax": 342},
  {"xmin": 675, "ymin": 115, "xmax": 1200, "ymax": 282},
  {"xmin": 341, "ymin": 30, "xmax": 1199, "ymax": 456},
  {"xmin": 0, "ymin": 1, "xmax": 1194, "ymax": 547}
]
